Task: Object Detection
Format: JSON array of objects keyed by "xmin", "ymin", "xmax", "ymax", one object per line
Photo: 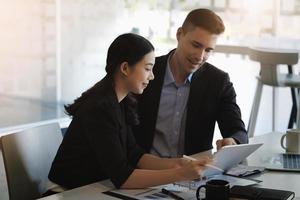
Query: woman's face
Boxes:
[{"xmin": 126, "ymin": 51, "xmax": 155, "ymax": 94}]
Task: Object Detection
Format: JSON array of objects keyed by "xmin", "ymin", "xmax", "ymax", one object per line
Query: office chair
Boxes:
[
  {"xmin": 0, "ymin": 123, "xmax": 63, "ymax": 200},
  {"xmin": 248, "ymin": 47, "xmax": 299, "ymax": 137}
]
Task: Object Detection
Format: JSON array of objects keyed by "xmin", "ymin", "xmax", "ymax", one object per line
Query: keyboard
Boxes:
[{"xmin": 282, "ymin": 154, "xmax": 300, "ymax": 169}]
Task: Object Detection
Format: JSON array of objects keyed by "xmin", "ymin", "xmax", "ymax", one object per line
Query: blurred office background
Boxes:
[{"xmin": 1, "ymin": 0, "xmax": 300, "ymax": 136}]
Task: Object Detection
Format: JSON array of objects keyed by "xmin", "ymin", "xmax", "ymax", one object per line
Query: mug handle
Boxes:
[
  {"xmin": 196, "ymin": 185, "xmax": 206, "ymax": 200},
  {"xmin": 280, "ymin": 133, "xmax": 287, "ymax": 150}
]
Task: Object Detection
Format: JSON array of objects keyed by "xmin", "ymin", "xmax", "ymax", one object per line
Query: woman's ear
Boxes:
[{"xmin": 120, "ymin": 62, "xmax": 129, "ymax": 76}]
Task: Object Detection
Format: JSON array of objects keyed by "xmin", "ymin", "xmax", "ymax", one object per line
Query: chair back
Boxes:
[
  {"xmin": 249, "ymin": 47, "xmax": 299, "ymax": 86},
  {"xmin": 1, "ymin": 123, "xmax": 63, "ymax": 200}
]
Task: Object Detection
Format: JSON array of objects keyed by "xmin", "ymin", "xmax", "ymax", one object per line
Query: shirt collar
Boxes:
[{"xmin": 164, "ymin": 53, "xmax": 193, "ymax": 86}]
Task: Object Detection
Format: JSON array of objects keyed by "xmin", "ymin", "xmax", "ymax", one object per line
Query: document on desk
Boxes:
[
  {"xmin": 174, "ymin": 174, "xmax": 261, "ymax": 190},
  {"xmin": 105, "ymin": 184, "xmax": 196, "ymax": 200},
  {"xmin": 104, "ymin": 175, "xmax": 260, "ymax": 200}
]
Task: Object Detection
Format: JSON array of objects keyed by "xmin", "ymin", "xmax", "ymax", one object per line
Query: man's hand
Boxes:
[{"xmin": 216, "ymin": 138, "xmax": 237, "ymax": 151}]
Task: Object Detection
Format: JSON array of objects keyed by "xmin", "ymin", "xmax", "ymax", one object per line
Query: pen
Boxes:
[
  {"xmin": 103, "ymin": 191, "xmax": 139, "ymax": 200},
  {"xmin": 161, "ymin": 188, "xmax": 184, "ymax": 200},
  {"xmin": 183, "ymin": 155, "xmax": 224, "ymax": 172}
]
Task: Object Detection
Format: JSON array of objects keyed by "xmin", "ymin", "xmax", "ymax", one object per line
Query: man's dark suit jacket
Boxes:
[{"xmin": 133, "ymin": 50, "xmax": 248, "ymax": 155}]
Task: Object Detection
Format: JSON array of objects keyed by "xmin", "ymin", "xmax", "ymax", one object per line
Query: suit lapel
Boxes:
[
  {"xmin": 141, "ymin": 52, "xmax": 170, "ymax": 130},
  {"xmin": 187, "ymin": 64, "xmax": 210, "ymax": 117},
  {"xmin": 185, "ymin": 64, "xmax": 210, "ymax": 151}
]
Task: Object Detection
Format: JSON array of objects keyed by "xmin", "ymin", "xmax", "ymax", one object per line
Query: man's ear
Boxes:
[
  {"xmin": 176, "ymin": 27, "xmax": 183, "ymax": 41},
  {"xmin": 120, "ymin": 61, "xmax": 129, "ymax": 76}
]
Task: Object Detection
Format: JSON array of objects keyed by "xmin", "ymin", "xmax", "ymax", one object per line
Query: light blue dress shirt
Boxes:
[{"xmin": 150, "ymin": 54, "xmax": 192, "ymax": 158}]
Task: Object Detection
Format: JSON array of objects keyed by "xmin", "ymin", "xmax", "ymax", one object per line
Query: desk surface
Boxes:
[
  {"xmin": 247, "ymin": 132, "xmax": 300, "ymax": 197},
  {"xmin": 39, "ymin": 132, "xmax": 300, "ymax": 200}
]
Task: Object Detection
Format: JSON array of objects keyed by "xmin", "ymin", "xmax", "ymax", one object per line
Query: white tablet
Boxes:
[{"xmin": 203, "ymin": 143, "xmax": 263, "ymax": 177}]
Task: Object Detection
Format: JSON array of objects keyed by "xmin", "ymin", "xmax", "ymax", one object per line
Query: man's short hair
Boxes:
[{"xmin": 182, "ymin": 8, "xmax": 225, "ymax": 34}]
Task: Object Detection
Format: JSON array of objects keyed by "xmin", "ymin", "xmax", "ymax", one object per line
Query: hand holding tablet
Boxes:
[{"xmin": 183, "ymin": 143, "xmax": 263, "ymax": 177}]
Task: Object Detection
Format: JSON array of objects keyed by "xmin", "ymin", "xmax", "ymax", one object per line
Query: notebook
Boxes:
[
  {"xmin": 262, "ymin": 153, "xmax": 300, "ymax": 172},
  {"xmin": 230, "ymin": 185, "xmax": 295, "ymax": 200}
]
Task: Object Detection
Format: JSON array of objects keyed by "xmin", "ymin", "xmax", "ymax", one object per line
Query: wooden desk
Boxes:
[
  {"xmin": 38, "ymin": 181, "xmax": 117, "ymax": 200},
  {"xmin": 38, "ymin": 132, "xmax": 300, "ymax": 200}
]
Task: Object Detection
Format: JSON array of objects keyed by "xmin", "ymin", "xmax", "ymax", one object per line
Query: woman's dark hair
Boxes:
[
  {"xmin": 65, "ymin": 33, "xmax": 154, "ymax": 125},
  {"xmin": 105, "ymin": 33, "xmax": 154, "ymax": 76}
]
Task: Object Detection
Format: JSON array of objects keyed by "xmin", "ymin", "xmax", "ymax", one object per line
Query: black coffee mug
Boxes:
[{"xmin": 196, "ymin": 179, "xmax": 230, "ymax": 200}]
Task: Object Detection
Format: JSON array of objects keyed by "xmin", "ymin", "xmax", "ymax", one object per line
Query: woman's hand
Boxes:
[
  {"xmin": 173, "ymin": 157, "xmax": 192, "ymax": 168},
  {"xmin": 177, "ymin": 156, "xmax": 213, "ymax": 180}
]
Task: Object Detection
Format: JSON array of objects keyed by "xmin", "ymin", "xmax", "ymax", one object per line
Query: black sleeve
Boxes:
[
  {"xmin": 126, "ymin": 127, "xmax": 145, "ymax": 167},
  {"xmin": 81, "ymin": 104, "xmax": 140, "ymax": 188},
  {"xmin": 217, "ymin": 73, "xmax": 248, "ymax": 144}
]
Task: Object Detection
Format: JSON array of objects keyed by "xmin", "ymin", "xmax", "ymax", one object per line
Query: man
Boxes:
[{"xmin": 133, "ymin": 8, "xmax": 248, "ymax": 157}]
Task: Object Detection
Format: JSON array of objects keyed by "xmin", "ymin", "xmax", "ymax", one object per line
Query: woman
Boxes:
[{"xmin": 48, "ymin": 33, "xmax": 212, "ymax": 191}]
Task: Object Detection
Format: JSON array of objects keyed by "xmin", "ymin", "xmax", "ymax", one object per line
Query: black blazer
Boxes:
[
  {"xmin": 49, "ymin": 78, "xmax": 145, "ymax": 189},
  {"xmin": 133, "ymin": 50, "xmax": 248, "ymax": 155}
]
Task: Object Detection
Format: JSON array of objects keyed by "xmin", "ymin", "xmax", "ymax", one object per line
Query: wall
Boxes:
[{"xmin": 0, "ymin": 0, "xmax": 56, "ymax": 102}]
